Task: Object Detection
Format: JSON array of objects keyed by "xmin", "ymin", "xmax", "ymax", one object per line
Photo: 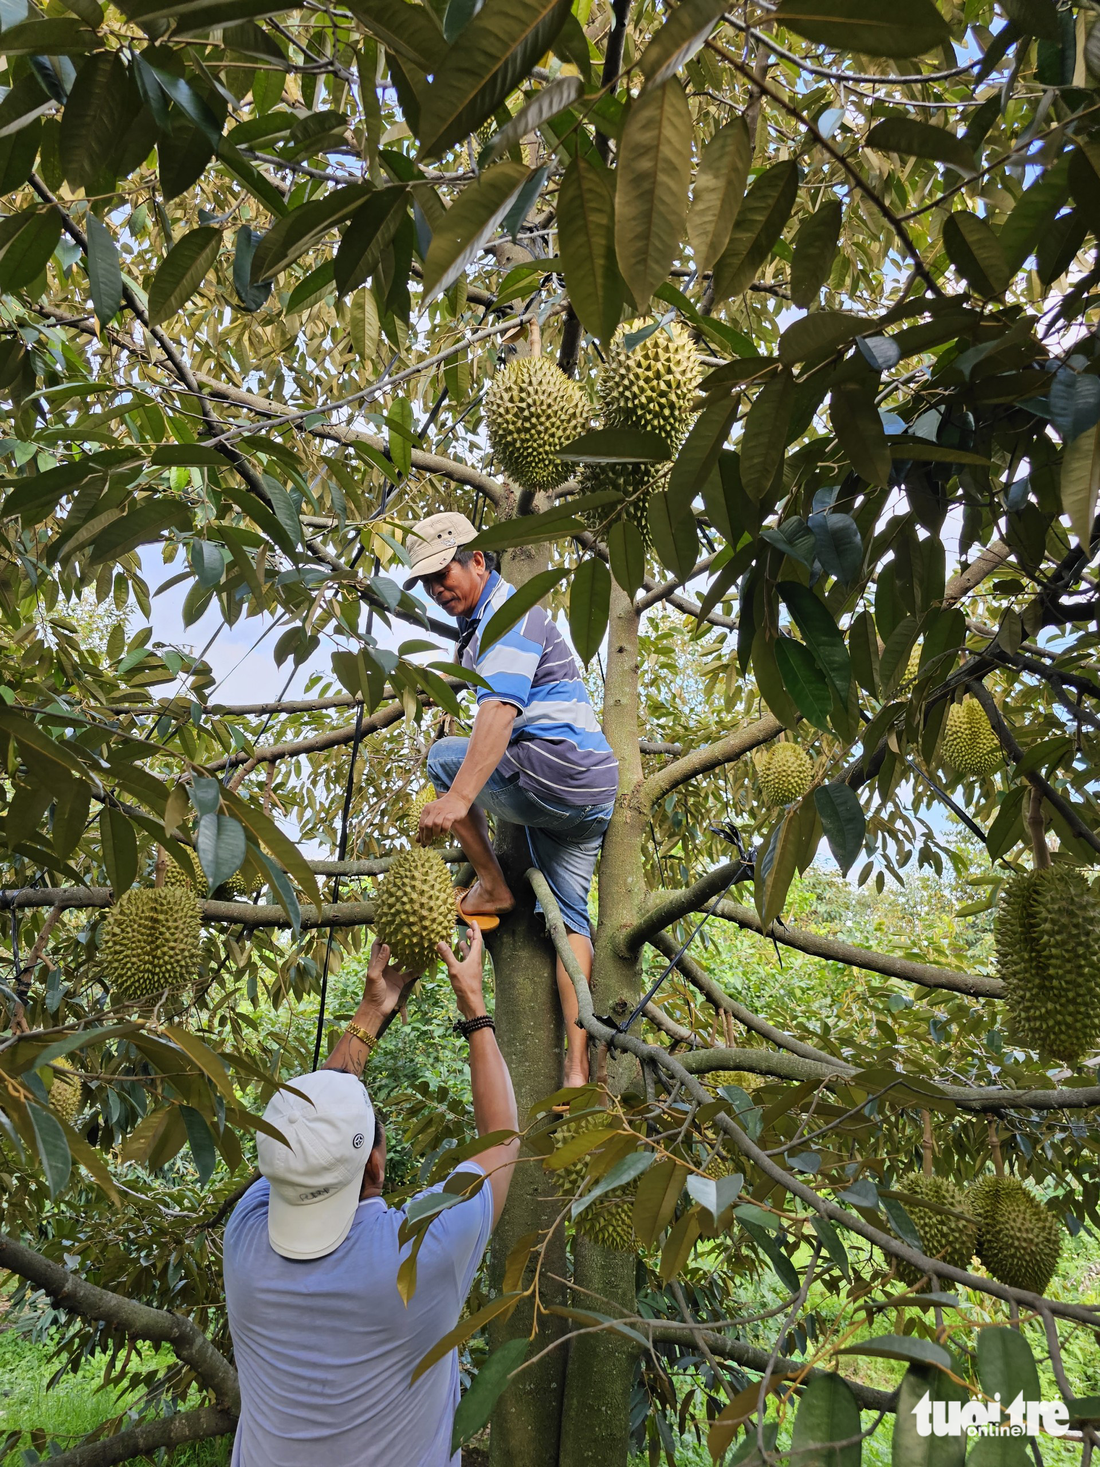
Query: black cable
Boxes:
[{"xmin": 312, "ymin": 700, "xmax": 366, "ymax": 1070}]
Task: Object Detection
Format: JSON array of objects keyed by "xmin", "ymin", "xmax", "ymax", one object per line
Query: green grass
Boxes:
[{"xmin": 0, "ymin": 1329, "xmax": 231, "ymax": 1465}]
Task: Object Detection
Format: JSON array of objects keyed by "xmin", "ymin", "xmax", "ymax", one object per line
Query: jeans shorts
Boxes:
[{"xmin": 426, "ymin": 737, "xmax": 615, "ymax": 936}]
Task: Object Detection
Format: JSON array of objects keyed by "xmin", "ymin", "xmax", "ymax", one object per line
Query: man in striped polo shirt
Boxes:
[{"xmin": 405, "ymin": 512, "xmax": 619, "ymax": 1087}]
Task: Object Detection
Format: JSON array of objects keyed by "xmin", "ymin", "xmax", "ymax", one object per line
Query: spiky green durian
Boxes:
[
  {"xmin": 49, "ymin": 1057, "xmax": 82, "ymax": 1126},
  {"xmin": 100, "ymin": 886, "xmax": 202, "ymax": 1002},
  {"xmin": 942, "ymin": 698, "xmax": 1001, "ymax": 777},
  {"xmin": 373, "ymin": 846, "xmax": 455, "ymax": 972},
  {"xmin": 406, "ymin": 784, "xmax": 438, "ymax": 841},
  {"xmin": 483, "ymin": 355, "xmax": 589, "ymax": 491},
  {"xmin": 546, "ymin": 1115, "xmax": 640, "ymax": 1254},
  {"xmin": 893, "ymin": 1172, "xmax": 978, "ymax": 1285},
  {"xmin": 583, "ymin": 320, "xmax": 701, "ymax": 541},
  {"xmin": 756, "ymin": 744, "xmax": 814, "ymax": 806},
  {"xmin": 995, "ymin": 865, "xmax": 1100, "ymax": 1064},
  {"xmin": 970, "ymin": 1176, "xmax": 1062, "ymax": 1294}
]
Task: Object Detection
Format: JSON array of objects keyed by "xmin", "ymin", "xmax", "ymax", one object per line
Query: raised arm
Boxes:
[
  {"xmin": 438, "ymin": 923, "xmax": 519, "ymax": 1225},
  {"xmin": 322, "ymin": 939, "xmax": 417, "ymax": 1077},
  {"xmin": 418, "ymin": 699, "xmax": 517, "ymax": 844}
]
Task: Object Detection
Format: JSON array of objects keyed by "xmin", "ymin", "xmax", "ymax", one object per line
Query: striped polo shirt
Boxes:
[{"xmin": 457, "ymin": 572, "xmax": 619, "ymax": 807}]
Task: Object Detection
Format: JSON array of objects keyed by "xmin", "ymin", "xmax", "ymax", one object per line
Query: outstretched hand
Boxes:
[
  {"xmin": 360, "ymin": 939, "xmax": 419, "ymax": 1017},
  {"xmin": 438, "ymin": 923, "xmax": 486, "ymax": 1019}
]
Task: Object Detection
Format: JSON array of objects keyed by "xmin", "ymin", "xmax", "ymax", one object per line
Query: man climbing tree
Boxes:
[{"xmin": 406, "ymin": 511, "xmax": 619, "ymax": 1087}]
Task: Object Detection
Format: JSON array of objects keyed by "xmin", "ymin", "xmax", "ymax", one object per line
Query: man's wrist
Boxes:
[
  {"xmin": 457, "ymin": 1000, "xmax": 488, "ymax": 1022},
  {"xmin": 352, "ymin": 1003, "xmax": 388, "ymax": 1037}
]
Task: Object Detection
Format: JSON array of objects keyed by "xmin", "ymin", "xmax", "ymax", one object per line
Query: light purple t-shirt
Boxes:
[{"xmin": 223, "ymin": 1168, "xmax": 493, "ymax": 1467}]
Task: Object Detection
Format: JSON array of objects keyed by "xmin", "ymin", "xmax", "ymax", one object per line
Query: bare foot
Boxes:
[
  {"xmin": 459, "ymin": 879, "xmax": 516, "ymax": 917},
  {"xmin": 562, "ymin": 1060, "xmax": 590, "ymax": 1089}
]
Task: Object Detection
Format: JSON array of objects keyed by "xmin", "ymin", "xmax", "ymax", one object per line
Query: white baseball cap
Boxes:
[
  {"xmin": 403, "ymin": 511, "xmax": 479, "ymax": 586},
  {"xmin": 257, "ymin": 1070, "xmax": 376, "ymax": 1260}
]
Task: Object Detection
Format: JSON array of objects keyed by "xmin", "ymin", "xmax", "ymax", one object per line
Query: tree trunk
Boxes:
[
  {"xmin": 559, "ymin": 581, "xmax": 647, "ymax": 1467},
  {"xmin": 484, "ymin": 822, "xmax": 568, "ymax": 1467}
]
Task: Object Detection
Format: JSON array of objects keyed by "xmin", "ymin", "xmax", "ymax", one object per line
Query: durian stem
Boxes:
[
  {"xmin": 154, "ymin": 846, "xmax": 167, "ymax": 888},
  {"xmin": 1027, "ymin": 786, "xmax": 1052, "ymax": 869},
  {"xmin": 987, "ymin": 1116, "xmax": 1004, "ymax": 1177},
  {"xmin": 921, "ymin": 1111, "xmax": 934, "ymax": 1176},
  {"xmin": 528, "ymin": 317, "xmax": 541, "ymax": 356}
]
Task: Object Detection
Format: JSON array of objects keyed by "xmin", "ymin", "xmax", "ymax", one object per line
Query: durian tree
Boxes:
[{"xmin": 4, "ymin": 0, "xmax": 1100, "ymax": 1460}]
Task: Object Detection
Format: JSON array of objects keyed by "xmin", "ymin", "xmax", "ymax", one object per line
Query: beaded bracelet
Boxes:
[{"xmin": 453, "ymin": 1014, "xmax": 496, "ymax": 1041}]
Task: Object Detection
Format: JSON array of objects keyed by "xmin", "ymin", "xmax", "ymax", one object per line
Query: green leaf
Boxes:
[
  {"xmin": 421, "ymin": 162, "xmax": 530, "ymax": 300},
  {"xmin": 775, "ymin": 636, "xmax": 832, "ymax": 728},
  {"xmin": 810, "ymin": 1216, "xmax": 850, "ymax": 1280},
  {"xmin": 666, "ymin": 395, "xmax": 739, "ymax": 521},
  {"xmin": 558, "ymin": 428, "xmax": 671, "ymax": 463},
  {"xmin": 687, "ymin": 116, "xmax": 751, "ymax": 275},
  {"xmin": 180, "ymin": 1105, "xmax": 218, "ymax": 1184},
  {"xmin": 712, "ymin": 159, "xmax": 798, "ymax": 302},
  {"xmin": 0, "ymin": 207, "xmax": 61, "ymax": 292},
  {"xmin": 648, "ymin": 491, "xmax": 699, "ymax": 579},
  {"xmin": 479, "ymin": 567, "xmax": 570, "ymax": 653},
  {"xmin": 867, "ymin": 118, "xmax": 975, "ymax": 174},
  {"xmin": 790, "ymin": 201, "xmax": 842, "ymax": 308},
  {"xmin": 839, "ymin": 1335, "xmax": 951, "ymax": 1370},
  {"xmin": 808, "ymin": 511, "xmax": 862, "ymax": 584},
  {"xmin": 231, "ymin": 226, "xmax": 272, "ymax": 312},
  {"xmin": 333, "ymin": 185, "xmax": 409, "ymax": 296},
  {"xmin": 639, "ymin": 0, "xmax": 728, "ymax": 88},
  {"xmin": 1000, "ymin": 0, "xmax": 1060, "ymax": 40},
  {"xmin": 451, "ymin": 1338, "xmax": 528, "ymax": 1453},
  {"xmin": 756, "ymin": 809, "xmax": 800, "ymax": 930},
  {"xmin": 344, "ymin": 0, "xmax": 443, "ymax": 70},
  {"xmin": 777, "ymin": 580, "xmax": 850, "ymax": 705},
  {"xmin": 558, "ymin": 156, "xmax": 624, "ymax": 341},
  {"xmin": 483, "ymin": 76, "xmax": 582, "ymax": 164},
  {"xmin": 1060, "ymin": 423, "xmax": 1100, "ymax": 548},
  {"xmin": 614, "ymin": 78, "xmax": 693, "ymax": 307},
  {"xmin": 740, "ymin": 368, "xmax": 793, "ymax": 500},
  {"xmin": 789, "ymin": 1373, "xmax": 861, "ymax": 1467},
  {"xmin": 572, "ymin": 1151, "xmax": 655, "ymax": 1217},
  {"xmin": 218, "ymin": 786, "xmax": 321, "ymax": 907},
  {"xmin": 0, "ymin": 17, "xmax": 94, "ymax": 52},
  {"xmin": 59, "ymin": 52, "xmax": 127, "ymax": 187},
  {"xmin": 251, "ymin": 184, "xmax": 373, "ymax": 282},
  {"xmin": 773, "ymin": 0, "xmax": 950, "ymax": 57},
  {"xmin": 632, "ymin": 1158, "xmax": 688, "ymax": 1246},
  {"xmin": 976, "ymin": 1327, "xmax": 1042, "ymax": 1413},
  {"xmin": 942, "ymin": 213, "xmax": 1011, "ymax": 297},
  {"xmin": 99, "ymin": 805, "xmax": 137, "ymax": 893},
  {"xmin": 684, "ymin": 1170, "xmax": 743, "ymax": 1223},
  {"xmin": 0, "ymin": 73, "xmax": 56, "ymax": 138},
  {"xmin": 85, "ymin": 214, "xmax": 123, "ymax": 326},
  {"xmin": 830, "ymin": 382, "xmax": 891, "ymax": 486},
  {"xmin": 148, "ymin": 225, "xmax": 222, "ymax": 326},
  {"xmin": 568, "ymin": 557, "xmax": 610, "ymax": 666},
  {"xmin": 607, "ymin": 519, "xmax": 647, "ymax": 598},
  {"xmin": 814, "ymin": 784, "xmax": 864, "ymax": 874},
  {"xmin": 965, "ymin": 1439, "xmax": 1031, "ymax": 1467},
  {"xmin": 779, "ymin": 311, "xmax": 863, "ymax": 366},
  {"xmin": 87, "ymin": 497, "xmax": 191, "ymax": 562},
  {"xmin": 417, "ymin": 0, "xmax": 572, "ymax": 160},
  {"xmin": 28, "ymin": 1103, "xmax": 72, "ymax": 1197},
  {"xmin": 892, "ymin": 1366, "xmax": 967, "ymax": 1467},
  {"xmin": 197, "ymin": 812, "xmax": 246, "ymax": 892}
]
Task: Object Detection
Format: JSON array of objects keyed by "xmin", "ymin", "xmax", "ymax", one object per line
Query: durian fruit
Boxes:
[
  {"xmin": 756, "ymin": 744, "xmax": 814, "ymax": 806},
  {"xmin": 970, "ymin": 1176, "xmax": 1062, "ymax": 1294},
  {"xmin": 546, "ymin": 1116, "xmax": 639, "ymax": 1254},
  {"xmin": 100, "ymin": 886, "xmax": 202, "ymax": 1002},
  {"xmin": 941, "ymin": 697, "xmax": 1001, "ymax": 777},
  {"xmin": 583, "ymin": 320, "xmax": 701, "ymax": 538},
  {"xmin": 995, "ymin": 865, "xmax": 1100, "ymax": 1063},
  {"xmin": 892, "ymin": 1172, "xmax": 978, "ymax": 1285},
  {"xmin": 373, "ymin": 846, "xmax": 455, "ymax": 971},
  {"xmin": 483, "ymin": 355, "xmax": 589, "ymax": 492},
  {"xmin": 49, "ymin": 1057, "xmax": 82, "ymax": 1126},
  {"xmin": 406, "ymin": 784, "xmax": 438, "ymax": 841}
]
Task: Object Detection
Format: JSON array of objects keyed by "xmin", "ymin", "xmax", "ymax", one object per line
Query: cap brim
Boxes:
[
  {"xmin": 266, "ymin": 1175, "xmax": 362, "ymax": 1260},
  {"xmin": 403, "ymin": 546, "xmax": 458, "ymax": 589}
]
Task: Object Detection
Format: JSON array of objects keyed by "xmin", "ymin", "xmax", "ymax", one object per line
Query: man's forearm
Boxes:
[
  {"xmin": 468, "ymin": 1029, "xmax": 519, "ymax": 1137},
  {"xmin": 449, "ymin": 701, "xmax": 517, "ymax": 807},
  {"xmin": 321, "ymin": 998, "xmax": 388, "ymax": 1077}
]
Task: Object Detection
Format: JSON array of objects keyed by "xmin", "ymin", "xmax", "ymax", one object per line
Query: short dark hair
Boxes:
[
  {"xmin": 453, "ymin": 547, "xmax": 498, "ymax": 572},
  {"xmin": 372, "ymin": 1114, "xmax": 384, "ymax": 1153}
]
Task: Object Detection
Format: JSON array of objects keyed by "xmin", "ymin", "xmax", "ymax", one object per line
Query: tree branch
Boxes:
[
  {"xmin": 621, "ymin": 861, "xmax": 747, "ymax": 953},
  {"xmin": 0, "ymin": 1233, "xmax": 239, "ymax": 1410},
  {"xmin": 0, "ymin": 888, "xmax": 380, "ymax": 929},
  {"xmin": 638, "ymin": 715, "xmax": 783, "ymax": 809},
  {"xmin": 635, "ymin": 554, "xmax": 720, "ymax": 613},
  {"xmin": 40, "ymin": 1406, "xmax": 236, "ymax": 1467}
]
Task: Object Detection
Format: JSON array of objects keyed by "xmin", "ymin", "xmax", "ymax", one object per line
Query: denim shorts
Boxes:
[{"xmin": 426, "ymin": 737, "xmax": 614, "ymax": 936}]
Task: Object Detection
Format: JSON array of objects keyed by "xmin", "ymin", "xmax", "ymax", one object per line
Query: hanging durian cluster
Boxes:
[
  {"xmin": 941, "ymin": 698, "xmax": 1001, "ymax": 777},
  {"xmin": 373, "ymin": 847, "xmax": 455, "ymax": 971},
  {"xmin": 406, "ymin": 784, "xmax": 438, "ymax": 841},
  {"xmin": 547, "ymin": 1115, "xmax": 639, "ymax": 1254},
  {"xmin": 583, "ymin": 321, "xmax": 701, "ymax": 538},
  {"xmin": 970, "ymin": 1176, "xmax": 1062, "ymax": 1293},
  {"xmin": 99, "ymin": 886, "xmax": 202, "ymax": 1002},
  {"xmin": 49, "ymin": 1057, "xmax": 83, "ymax": 1126},
  {"xmin": 995, "ymin": 865, "xmax": 1100, "ymax": 1063},
  {"xmin": 893, "ymin": 1172, "xmax": 978, "ymax": 1285},
  {"xmin": 483, "ymin": 355, "xmax": 589, "ymax": 491},
  {"xmin": 756, "ymin": 744, "xmax": 814, "ymax": 806},
  {"xmin": 165, "ymin": 854, "xmax": 248, "ymax": 902}
]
